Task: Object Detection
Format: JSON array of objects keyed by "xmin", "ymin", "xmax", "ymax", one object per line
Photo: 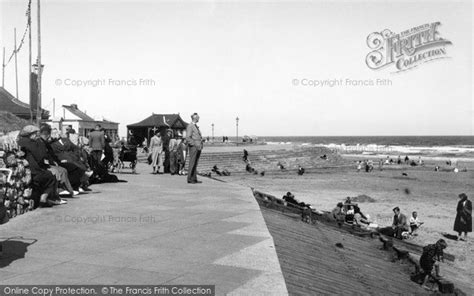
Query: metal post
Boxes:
[
  {"xmin": 211, "ymin": 123, "xmax": 214, "ymax": 141},
  {"xmin": 236, "ymin": 117, "xmax": 239, "ymax": 146}
]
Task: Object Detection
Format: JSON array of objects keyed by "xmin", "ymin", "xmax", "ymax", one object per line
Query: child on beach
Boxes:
[
  {"xmin": 419, "ymin": 239, "xmax": 447, "ymax": 291},
  {"xmin": 409, "ymin": 211, "xmax": 424, "ymax": 235}
]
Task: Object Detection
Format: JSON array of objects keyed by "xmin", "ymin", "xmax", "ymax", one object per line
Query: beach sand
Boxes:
[{"xmin": 219, "ymin": 150, "xmax": 474, "ymax": 294}]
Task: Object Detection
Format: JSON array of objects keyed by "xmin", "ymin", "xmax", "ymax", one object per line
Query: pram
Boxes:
[{"xmin": 116, "ymin": 145, "xmax": 137, "ymax": 173}]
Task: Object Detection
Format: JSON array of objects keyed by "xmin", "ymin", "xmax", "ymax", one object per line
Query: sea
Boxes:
[
  {"xmin": 261, "ymin": 136, "xmax": 474, "ymax": 147},
  {"xmin": 258, "ymin": 136, "xmax": 474, "ymax": 157}
]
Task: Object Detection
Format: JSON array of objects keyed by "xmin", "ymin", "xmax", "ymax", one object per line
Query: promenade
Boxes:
[{"xmin": 0, "ymin": 163, "xmax": 287, "ymax": 295}]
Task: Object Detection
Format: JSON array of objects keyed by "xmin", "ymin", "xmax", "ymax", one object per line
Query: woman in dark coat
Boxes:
[
  {"xmin": 17, "ymin": 125, "xmax": 61, "ymax": 207},
  {"xmin": 454, "ymin": 193, "xmax": 472, "ymax": 241}
]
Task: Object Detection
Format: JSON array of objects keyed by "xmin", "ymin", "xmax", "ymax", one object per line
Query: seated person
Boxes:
[
  {"xmin": 212, "ymin": 165, "xmax": 222, "ymax": 176},
  {"xmin": 392, "ymin": 206, "xmax": 410, "ymax": 239},
  {"xmin": 345, "ymin": 205, "xmax": 355, "ymax": 224},
  {"xmin": 353, "ymin": 205, "xmax": 370, "ymax": 226},
  {"xmin": 331, "ymin": 202, "xmax": 345, "ymax": 222},
  {"xmin": 282, "ymin": 192, "xmax": 309, "ymax": 208},
  {"xmin": 17, "ymin": 125, "xmax": 62, "ymax": 207},
  {"xmin": 42, "ymin": 125, "xmax": 91, "ymax": 193},
  {"xmin": 419, "ymin": 239, "xmax": 447, "ymax": 291},
  {"xmin": 409, "ymin": 211, "xmax": 424, "ymax": 234},
  {"xmin": 50, "ymin": 131, "xmax": 88, "ymax": 172},
  {"xmin": 297, "ymin": 166, "xmax": 305, "ymax": 176}
]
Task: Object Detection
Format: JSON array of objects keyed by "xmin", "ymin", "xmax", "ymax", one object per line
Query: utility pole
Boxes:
[
  {"xmin": 53, "ymin": 98, "xmax": 55, "ymax": 118},
  {"xmin": 28, "ymin": 0, "xmax": 33, "ymax": 122},
  {"xmin": 14, "ymin": 28, "xmax": 19, "ymax": 99},
  {"xmin": 1, "ymin": 47, "xmax": 4, "ymax": 88},
  {"xmin": 36, "ymin": 0, "xmax": 42, "ymax": 125}
]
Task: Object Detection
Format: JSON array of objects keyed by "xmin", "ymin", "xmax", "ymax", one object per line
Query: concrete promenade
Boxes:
[{"xmin": 0, "ymin": 163, "xmax": 287, "ymax": 295}]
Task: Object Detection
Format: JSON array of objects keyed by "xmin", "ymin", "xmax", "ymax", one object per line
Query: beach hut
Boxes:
[{"xmin": 126, "ymin": 113, "xmax": 188, "ymax": 145}]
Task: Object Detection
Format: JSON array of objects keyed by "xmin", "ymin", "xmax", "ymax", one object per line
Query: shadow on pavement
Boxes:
[{"xmin": 0, "ymin": 237, "xmax": 37, "ymax": 268}]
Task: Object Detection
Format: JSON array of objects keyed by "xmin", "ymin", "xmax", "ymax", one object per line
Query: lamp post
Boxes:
[
  {"xmin": 211, "ymin": 123, "xmax": 214, "ymax": 142},
  {"xmin": 235, "ymin": 116, "xmax": 239, "ymax": 146}
]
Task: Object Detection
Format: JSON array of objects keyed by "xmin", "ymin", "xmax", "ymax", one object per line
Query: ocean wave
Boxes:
[
  {"xmin": 316, "ymin": 143, "xmax": 474, "ymax": 154},
  {"xmin": 265, "ymin": 141, "xmax": 293, "ymax": 145}
]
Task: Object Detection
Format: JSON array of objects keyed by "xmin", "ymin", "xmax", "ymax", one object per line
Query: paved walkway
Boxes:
[{"xmin": 0, "ymin": 163, "xmax": 287, "ymax": 295}]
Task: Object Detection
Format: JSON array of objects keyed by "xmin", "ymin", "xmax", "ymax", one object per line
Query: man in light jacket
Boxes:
[{"xmin": 186, "ymin": 113, "xmax": 203, "ymax": 184}]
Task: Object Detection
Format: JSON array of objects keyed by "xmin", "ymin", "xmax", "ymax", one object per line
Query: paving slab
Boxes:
[{"xmin": 0, "ymin": 163, "xmax": 287, "ymax": 295}]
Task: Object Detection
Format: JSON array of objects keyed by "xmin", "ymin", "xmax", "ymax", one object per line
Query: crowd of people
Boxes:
[
  {"xmin": 283, "ymin": 191, "xmax": 470, "ymax": 291},
  {"xmin": 0, "ymin": 123, "xmax": 122, "ymax": 224},
  {"xmin": 148, "ymin": 129, "xmax": 187, "ymax": 175}
]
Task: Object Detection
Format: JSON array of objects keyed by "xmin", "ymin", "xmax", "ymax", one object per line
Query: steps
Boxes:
[{"xmin": 137, "ymin": 146, "xmax": 343, "ymax": 173}]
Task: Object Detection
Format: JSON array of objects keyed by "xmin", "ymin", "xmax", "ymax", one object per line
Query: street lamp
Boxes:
[
  {"xmin": 236, "ymin": 116, "xmax": 239, "ymax": 145},
  {"xmin": 211, "ymin": 123, "xmax": 214, "ymax": 142}
]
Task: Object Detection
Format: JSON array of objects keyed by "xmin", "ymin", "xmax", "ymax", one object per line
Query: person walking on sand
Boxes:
[
  {"xmin": 149, "ymin": 130, "xmax": 163, "ymax": 174},
  {"xmin": 186, "ymin": 113, "xmax": 203, "ymax": 184},
  {"xmin": 454, "ymin": 193, "xmax": 472, "ymax": 241}
]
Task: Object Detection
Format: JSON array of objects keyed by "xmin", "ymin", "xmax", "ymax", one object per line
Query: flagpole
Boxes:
[
  {"xmin": 14, "ymin": 28, "xmax": 19, "ymax": 99},
  {"xmin": 36, "ymin": 0, "xmax": 42, "ymax": 125}
]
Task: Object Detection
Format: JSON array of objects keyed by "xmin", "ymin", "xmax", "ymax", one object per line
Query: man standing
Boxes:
[
  {"xmin": 88, "ymin": 124, "xmax": 105, "ymax": 172},
  {"xmin": 392, "ymin": 206, "xmax": 409, "ymax": 239},
  {"xmin": 186, "ymin": 113, "xmax": 203, "ymax": 184},
  {"xmin": 163, "ymin": 129, "xmax": 172, "ymax": 173}
]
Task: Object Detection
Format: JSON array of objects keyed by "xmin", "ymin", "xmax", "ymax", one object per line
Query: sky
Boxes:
[{"xmin": 0, "ymin": 0, "xmax": 472, "ymax": 137}]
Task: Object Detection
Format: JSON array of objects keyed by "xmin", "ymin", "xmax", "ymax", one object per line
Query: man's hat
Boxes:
[
  {"xmin": 459, "ymin": 193, "xmax": 468, "ymax": 199},
  {"xmin": 20, "ymin": 125, "xmax": 40, "ymax": 137}
]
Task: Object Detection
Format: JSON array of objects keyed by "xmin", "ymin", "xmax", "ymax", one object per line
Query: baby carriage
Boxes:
[{"xmin": 116, "ymin": 145, "xmax": 137, "ymax": 173}]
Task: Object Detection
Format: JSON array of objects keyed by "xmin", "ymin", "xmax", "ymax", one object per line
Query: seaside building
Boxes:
[
  {"xmin": 127, "ymin": 113, "xmax": 188, "ymax": 145},
  {"xmin": 48, "ymin": 104, "xmax": 119, "ymax": 138},
  {"xmin": 0, "ymin": 87, "xmax": 49, "ymax": 121}
]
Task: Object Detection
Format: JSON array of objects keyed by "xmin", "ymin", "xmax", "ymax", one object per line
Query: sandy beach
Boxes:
[{"xmin": 215, "ymin": 145, "xmax": 474, "ymax": 294}]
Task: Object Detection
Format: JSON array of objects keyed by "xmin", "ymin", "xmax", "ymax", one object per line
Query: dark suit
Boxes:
[
  {"xmin": 88, "ymin": 130, "xmax": 105, "ymax": 172},
  {"xmin": 17, "ymin": 137, "xmax": 59, "ymax": 204},
  {"xmin": 186, "ymin": 122, "xmax": 203, "ymax": 183},
  {"xmin": 46, "ymin": 138, "xmax": 85, "ymax": 190},
  {"xmin": 392, "ymin": 213, "xmax": 409, "ymax": 239}
]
